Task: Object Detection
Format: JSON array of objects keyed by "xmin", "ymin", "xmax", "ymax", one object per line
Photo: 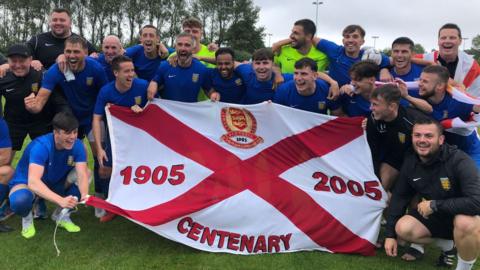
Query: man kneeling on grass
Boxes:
[
  {"xmin": 8, "ymin": 111, "xmax": 89, "ymax": 238},
  {"xmin": 384, "ymin": 118, "xmax": 480, "ymax": 270}
]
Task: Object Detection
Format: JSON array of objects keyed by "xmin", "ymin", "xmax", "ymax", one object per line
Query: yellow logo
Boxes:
[
  {"xmin": 86, "ymin": 77, "xmax": 94, "ymax": 86},
  {"xmin": 220, "ymin": 107, "xmax": 263, "ymax": 149},
  {"xmin": 192, "ymin": 73, "xmax": 199, "ymax": 83},
  {"xmin": 318, "ymin": 101, "xmax": 326, "ymax": 111},
  {"xmin": 442, "ymin": 110, "xmax": 449, "ymax": 119},
  {"xmin": 67, "ymin": 155, "xmax": 75, "ymax": 166},
  {"xmin": 235, "ymin": 78, "xmax": 243, "ymax": 86},
  {"xmin": 440, "ymin": 177, "xmax": 451, "ymax": 191},
  {"xmin": 31, "ymin": 83, "xmax": 38, "ymax": 93},
  {"xmin": 398, "ymin": 132, "xmax": 406, "ymax": 144},
  {"xmin": 134, "ymin": 96, "xmax": 142, "ymax": 105}
]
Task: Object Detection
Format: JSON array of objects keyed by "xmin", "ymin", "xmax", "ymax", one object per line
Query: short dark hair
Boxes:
[
  {"xmin": 215, "ymin": 47, "xmax": 235, "ymax": 59},
  {"xmin": 371, "ymin": 84, "xmax": 401, "ymax": 105},
  {"xmin": 65, "ymin": 35, "xmax": 88, "ymax": 50},
  {"xmin": 422, "ymin": 65, "xmax": 450, "ymax": 85},
  {"xmin": 413, "ymin": 117, "xmax": 444, "ymax": 136},
  {"xmin": 349, "ymin": 60, "xmax": 379, "ymax": 80},
  {"xmin": 111, "ymin": 55, "xmax": 132, "ymax": 72},
  {"xmin": 52, "ymin": 111, "xmax": 79, "ymax": 132},
  {"xmin": 392, "ymin": 37, "xmax": 414, "ymax": 51},
  {"xmin": 252, "ymin": 48, "xmax": 274, "ymax": 61},
  {"xmin": 438, "ymin": 23, "xmax": 462, "ymax": 39},
  {"xmin": 294, "ymin": 57, "xmax": 318, "ymax": 72},
  {"xmin": 294, "ymin": 19, "xmax": 316, "ymax": 37},
  {"xmin": 140, "ymin": 25, "xmax": 159, "ymax": 37},
  {"xmin": 182, "ymin": 17, "xmax": 203, "ymax": 29},
  {"xmin": 51, "ymin": 8, "xmax": 71, "ymax": 17},
  {"xmin": 342, "ymin": 25, "xmax": 365, "ymax": 38}
]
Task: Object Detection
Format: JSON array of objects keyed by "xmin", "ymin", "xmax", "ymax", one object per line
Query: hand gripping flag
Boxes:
[{"xmin": 86, "ymin": 100, "xmax": 387, "ymax": 255}]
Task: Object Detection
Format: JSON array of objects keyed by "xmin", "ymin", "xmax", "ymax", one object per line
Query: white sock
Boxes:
[
  {"xmin": 435, "ymin": 238, "xmax": 455, "ymax": 251},
  {"xmin": 22, "ymin": 211, "xmax": 33, "ymax": 229},
  {"xmin": 410, "ymin": 243, "xmax": 424, "ymax": 254},
  {"xmin": 456, "ymin": 255, "xmax": 476, "ymax": 270}
]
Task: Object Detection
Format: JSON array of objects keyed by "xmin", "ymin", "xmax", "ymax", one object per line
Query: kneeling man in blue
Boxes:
[{"xmin": 8, "ymin": 112, "xmax": 90, "ymax": 239}]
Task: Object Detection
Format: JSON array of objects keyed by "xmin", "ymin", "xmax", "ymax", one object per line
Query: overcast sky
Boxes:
[{"xmin": 254, "ymin": 0, "xmax": 479, "ymax": 51}]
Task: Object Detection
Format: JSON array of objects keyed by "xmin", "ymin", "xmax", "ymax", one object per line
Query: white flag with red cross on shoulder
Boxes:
[{"xmin": 86, "ymin": 99, "xmax": 387, "ymax": 255}]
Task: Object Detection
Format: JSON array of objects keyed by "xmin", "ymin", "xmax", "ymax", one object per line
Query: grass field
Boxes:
[{"xmin": 1, "ymin": 140, "xmax": 479, "ymax": 270}]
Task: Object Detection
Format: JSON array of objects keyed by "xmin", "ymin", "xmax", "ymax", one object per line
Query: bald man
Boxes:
[{"xmin": 96, "ymin": 35, "xmax": 124, "ymax": 82}]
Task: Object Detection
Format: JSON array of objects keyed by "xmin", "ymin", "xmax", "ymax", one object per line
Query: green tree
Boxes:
[{"xmin": 413, "ymin": 43, "xmax": 426, "ymax": 54}]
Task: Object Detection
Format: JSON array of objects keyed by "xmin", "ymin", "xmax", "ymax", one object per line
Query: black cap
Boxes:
[{"xmin": 7, "ymin": 44, "xmax": 31, "ymax": 58}]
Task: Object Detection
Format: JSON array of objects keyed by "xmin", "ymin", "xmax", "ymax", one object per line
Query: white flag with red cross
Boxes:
[{"xmin": 86, "ymin": 100, "xmax": 387, "ymax": 255}]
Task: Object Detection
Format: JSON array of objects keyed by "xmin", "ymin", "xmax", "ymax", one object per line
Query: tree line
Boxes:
[{"xmin": 0, "ymin": 0, "xmax": 265, "ymax": 58}]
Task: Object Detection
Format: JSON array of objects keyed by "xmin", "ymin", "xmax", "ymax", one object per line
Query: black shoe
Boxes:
[
  {"xmin": 0, "ymin": 223, "xmax": 14, "ymax": 232},
  {"xmin": 436, "ymin": 247, "xmax": 456, "ymax": 267}
]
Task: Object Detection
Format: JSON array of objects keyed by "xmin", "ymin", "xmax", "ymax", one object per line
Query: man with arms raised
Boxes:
[
  {"xmin": 8, "ymin": 112, "xmax": 89, "ymax": 238},
  {"xmin": 274, "ymin": 57, "xmax": 341, "ymax": 115},
  {"xmin": 385, "ymin": 118, "xmax": 480, "ymax": 270},
  {"xmin": 148, "ymin": 33, "xmax": 218, "ymax": 102}
]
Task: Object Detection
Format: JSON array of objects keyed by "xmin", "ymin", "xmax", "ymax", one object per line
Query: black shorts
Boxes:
[
  {"xmin": 382, "ymin": 152, "xmax": 403, "ymax": 172},
  {"xmin": 408, "ymin": 208, "xmax": 454, "ymax": 239},
  {"xmin": 7, "ymin": 121, "xmax": 51, "ymax": 150}
]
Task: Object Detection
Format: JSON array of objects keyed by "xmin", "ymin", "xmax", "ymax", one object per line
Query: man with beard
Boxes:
[
  {"xmin": 8, "ymin": 112, "xmax": 90, "ymax": 238},
  {"xmin": 390, "ymin": 37, "xmax": 424, "ymax": 82},
  {"xmin": 208, "ymin": 48, "xmax": 245, "ymax": 104},
  {"xmin": 274, "ymin": 57, "xmax": 341, "ymax": 115},
  {"xmin": 385, "ymin": 118, "xmax": 480, "ymax": 270},
  {"xmin": 92, "ymin": 55, "xmax": 148, "ymax": 222},
  {"xmin": 417, "ymin": 23, "xmax": 480, "ymax": 96},
  {"xmin": 96, "ymin": 35, "xmax": 124, "ymax": 82},
  {"xmin": 126, "ymin": 25, "xmax": 169, "ymax": 81},
  {"xmin": 24, "ymin": 36, "xmax": 108, "ymax": 139},
  {"xmin": 272, "ymin": 19, "xmax": 329, "ymax": 73},
  {"xmin": 147, "ymin": 33, "xmax": 217, "ymax": 102}
]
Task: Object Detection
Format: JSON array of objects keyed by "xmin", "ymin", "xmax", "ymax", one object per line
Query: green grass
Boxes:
[{"xmin": 2, "ymin": 138, "xmax": 479, "ymax": 269}]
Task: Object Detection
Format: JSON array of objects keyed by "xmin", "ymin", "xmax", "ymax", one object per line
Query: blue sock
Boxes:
[{"xmin": 9, "ymin": 189, "xmax": 34, "ymax": 217}]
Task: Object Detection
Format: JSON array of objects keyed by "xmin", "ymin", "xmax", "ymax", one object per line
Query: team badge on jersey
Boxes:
[
  {"xmin": 318, "ymin": 101, "xmax": 326, "ymax": 111},
  {"xmin": 440, "ymin": 177, "xmax": 451, "ymax": 191},
  {"xmin": 220, "ymin": 107, "xmax": 263, "ymax": 149},
  {"xmin": 86, "ymin": 77, "xmax": 94, "ymax": 86},
  {"xmin": 235, "ymin": 78, "xmax": 242, "ymax": 86},
  {"xmin": 398, "ymin": 132, "xmax": 406, "ymax": 144},
  {"xmin": 192, "ymin": 73, "xmax": 199, "ymax": 83},
  {"xmin": 67, "ymin": 155, "xmax": 75, "ymax": 166},
  {"xmin": 31, "ymin": 83, "xmax": 39, "ymax": 93},
  {"xmin": 442, "ymin": 110, "xmax": 449, "ymax": 119},
  {"xmin": 135, "ymin": 96, "xmax": 142, "ymax": 105}
]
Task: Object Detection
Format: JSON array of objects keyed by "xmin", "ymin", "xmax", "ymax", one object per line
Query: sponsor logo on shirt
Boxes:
[
  {"xmin": 135, "ymin": 96, "xmax": 142, "ymax": 105},
  {"xmin": 318, "ymin": 101, "xmax": 326, "ymax": 110},
  {"xmin": 67, "ymin": 155, "xmax": 75, "ymax": 166},
  {"xmin": 440, "ymin": 177, "xmax": 451, "ymax": 191},
  {"xmin": 31, "ymin": 83, "xmax": 39, "ymax": 93},
  {"xmin": 86, "ymin": 77, "xmax": 93, "ymax": 86},
  {"xmin": 398, "ymin": 132, "xmax": 406, "ymax": 144},
  {"xmin": 5, "ymin": 88, "xmax": 15, "ymax": 93},
  {"xmin": 45, "ymin": 43, "xmax": 54, "ymax": 47},
  {"xmin": 192, "ymin": 73, "xmax": 199, "ymax": 83},
  {"xmin": 168, "ymin": 74, "xmax": 176, "ymax": 78}
]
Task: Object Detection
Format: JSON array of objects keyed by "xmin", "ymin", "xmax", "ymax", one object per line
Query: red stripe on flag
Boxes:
[{"xmin": 463, "ymin": 61, "xmax": 480, "ymax": 88}]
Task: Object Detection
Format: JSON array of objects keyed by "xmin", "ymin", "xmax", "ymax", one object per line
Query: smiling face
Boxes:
[
  {"xmin": 418, "ymin": 72, "xmax": 442, "ymax": 99},
  {"xmin": 294, "ymin": 66, "xmax": 317, "ymax": 94},
  {"xmin": 175, "ymin": 35, "xmax": 194, "ymax": 63},
  {"xmin": 290, "ymin": 25, "xmax": 308, "ymax": 49},
  {"xmin": 392, "ymin": 43, "xmax": 413, "ymax": 71},
  {"xmin": 412, "ymin": 123, "xmax": 444, "ymax": 162},
  {"xmin": 8, "ymin": 55, "xmax": 31, "ymax": 77},
  {"xmin": 64, "ymin": 42, "xmax": 87, "ymax": 72},
  {"xmin": 342, "ymin": 30, "xmax": 365, "ymax": 57},
  {"xmin": 54, "ymin": 128, "xmax": 78, "ymax": 150},
  {"xmin": 140, "ymin": 27, "xmax": 159, "ymax": 54},
  {"xmin": 49, "ymin": 11, "xmax": 71, "ymax": 38},
  {"xmin": 114, "ymin": 61, "xmax": 135, "ymax": 89},
  {"xmin": 252, "ymin": 59, "xmax": 273, "ymax": 81},
  {"xmin": 216, "ymin": 53, "xmax": 234, "ymax": 79},
  {"xmin": 438, "ymin": 28, "xmax": 461, "ymax": 61},
  {"xmin": 102, "ymin": 36, "xmax": 123, "ymax": 63}
]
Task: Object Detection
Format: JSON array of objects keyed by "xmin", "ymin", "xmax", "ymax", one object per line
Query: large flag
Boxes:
[{"xmin": 86, "ymin": 100, "xmax": 387, "ymax": 255}]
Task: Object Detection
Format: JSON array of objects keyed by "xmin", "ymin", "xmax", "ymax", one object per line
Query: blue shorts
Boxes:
[{"xmin": 0, "ymin": 119, "xmax": 12, "ymax": 148}]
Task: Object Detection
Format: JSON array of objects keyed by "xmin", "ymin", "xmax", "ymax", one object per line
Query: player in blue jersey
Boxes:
[
  {"xmin": 390, "ymin": 37, "xmax": 424, "ymax": 82},
  {"xmin": 96, "ymin": 35, "xmax": 124, "ymax": 82},
  {"xmin": 0, "ymin": 118, "xmax": 14, "ymax": 232},
  {"xmin": 24, "ymin": 35, "xmax": 108, "ymax": 139},
  {"xmin": 235, "ymin": 48, "xmax": 292, "ymax": 104},
  {"xmin": 147, "ymin": 32, "xmax": 218, "ymax": 102},
  {"xmin": 311, "ymin": 25, "xmax": 392, "ymax": 87},
  {"xmin": 8, "ymin": 112, "xmax": 89, "ymax": 238},
  {"xmin": 416, "ymin": 65, "xmax": 480, "ymax": 167},
  {"xmin": 274, "ymin": 58, "xmax": 342, "ymax": 115},
  {"xmin": 125, "ymin": 25, "xmax": 169, "ymax": 81},
  {"xmin": 208, "ymin": 48, "xmax": 245, "ymax": 104}
]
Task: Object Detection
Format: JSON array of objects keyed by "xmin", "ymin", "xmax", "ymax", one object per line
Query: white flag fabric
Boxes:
[{"xmin": 86, "ymin": 100, "xmax": 387, "ymax": 255}]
